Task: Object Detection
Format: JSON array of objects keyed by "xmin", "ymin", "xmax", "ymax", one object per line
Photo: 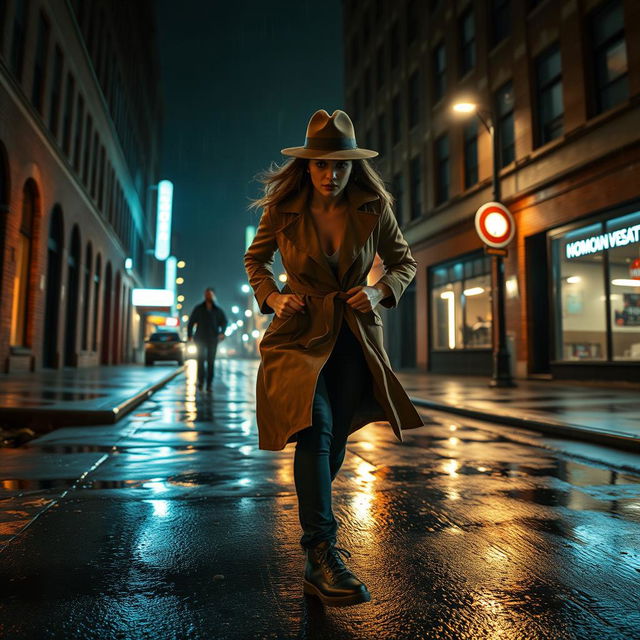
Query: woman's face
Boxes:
[{"xmin": 307, "ymin": 159, "xmax": 353, "ymax": 198}]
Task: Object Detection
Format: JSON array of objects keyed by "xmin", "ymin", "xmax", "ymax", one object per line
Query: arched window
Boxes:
[
  {"xmin": 10, "ymin": 180, "xmax": 37, "ymax": 346},
  {"xmin": 92, "ymin": 254, "xmax": 101, "ymax": 351},
  {"xmin": 82, "ymin": 242, "xmax": 93, "ymax": 350}
]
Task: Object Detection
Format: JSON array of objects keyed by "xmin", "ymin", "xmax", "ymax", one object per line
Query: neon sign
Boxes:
[
  {"xmin": 566, "ymin": 223, "xmax": 640, "ymax": 259},
  {"xmin": 154, "ymin": 180, "xmax": 173, "ymax": 261}
]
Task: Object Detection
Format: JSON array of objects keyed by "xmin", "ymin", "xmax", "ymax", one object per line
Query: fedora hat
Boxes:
[{"xmin": 281, "ymin": 109, "xmax": 379, "ymax": 159}]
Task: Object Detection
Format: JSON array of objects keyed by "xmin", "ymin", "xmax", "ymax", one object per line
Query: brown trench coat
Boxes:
[{"xmin": 243, "ymin": 180, "xmax": 425, "ymax": 451}]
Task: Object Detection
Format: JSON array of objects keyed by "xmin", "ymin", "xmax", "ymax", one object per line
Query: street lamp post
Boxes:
[{"xmin": 453, "ymin": 102, "xmax": 516, "ymax": 388}]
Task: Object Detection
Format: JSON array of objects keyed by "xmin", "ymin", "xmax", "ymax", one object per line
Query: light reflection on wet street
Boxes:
[{"xmin": 1, "ymin": 359, "xmax": 639, "ymax": 639}]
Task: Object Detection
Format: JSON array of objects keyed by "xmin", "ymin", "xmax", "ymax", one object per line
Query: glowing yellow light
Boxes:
[
  {"xmin": 181, "ymin": 314, "xmax": 188, "ymax": 322},
  {"xmin": 463, "ymin": 287, "xmax": 484, "ymax": 296},
  {"xmin": 452, "ymin": 102, "xmax": 476, "ymax": 113},
  {"xmin": 177, "ymin": 260, "xmax": 186, "ymax": 268},
  {"xmin": 176, "ymin": 303, "xmax": 182, "ymax": 309},
  {"xmin": 177, "ymin": 294, "xmax": 185, "ymax": 302},
  {"xmin": 439, "ymin": 290, "xmax": 456, "ymax": 349},
  {"xmin": 278, "ymin": 273, "xmax": 287, "ymax": 282},
  {"xmin": 485, "ymin": 212, "xmax": 508, "ymax": 238},
  {"xmin": 176, "ymin": 277, "xmax": 184, "ymax": 285}
]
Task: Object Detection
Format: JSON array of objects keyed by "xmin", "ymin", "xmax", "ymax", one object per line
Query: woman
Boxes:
[{"xmin": 244, "ymin": 109, "xmax": 424, "ymax": 607}]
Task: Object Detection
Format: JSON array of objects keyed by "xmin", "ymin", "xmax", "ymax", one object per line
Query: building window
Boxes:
[
  {"xmin": 390, "ymin": 21, "xmax": 400, "ymax": 69},
  {"xmin": 363, "ymin": 8, "xmax": 371, "ymax": 45},
  {"xmin": 408, "ymin": 70, "xmax": 420, "ymax": 129},
  {"xmin": 351, "ymin": 86, "xmax": 360, "ymax": 124},
  {"xmin": 435, "ymin": 134, "xmax": 449, "ymax": 204},
  {"xmin": 392, "ymin": 93, "xmax": 401, "ymax": 145},
  {"xmin": 409, "ymin": 154, "xmax": 422, "ymax": 220},
  {"xmin": 376, "ymin": 44, "xmax": 385, "ymax": 89},
  {"xmin": 350, "ymin": 35, "xmax": 359, "ymax": 69},
  {"xmin": 83, "ymin": 116, "xmax": 93, "ymax": 185},
  {"xmin": 10, "ymin": 0, "xmax": 30, "ymax": 82},
  {"xmin": 0, "ymin": 0, "xmax": 7, "ymax": 48},
  {"xmin": 364, "ymin": 65, "xmax": 372, "ymax": 104},
  {"xmin": 551, "ymin": 209, "xmax": 640, "ymax": 362},
  {"xmin": 535, "ymin": 43, "xmax": 563, "ymax": 146},
  {"xmin": 392, "ymin": 172, "xmax": 404, "ymax": 222},
  {"xmin": 458, "ymin": 9, "xmax": 475, "ymax": 77},
  {"xmin": 377, "ymin": 113, "xmax": 387, "ymax": 155},
  {"xmin": 10, "ymin": 181, "xmax": 37, "ymax": 346},
  {"xmin": 463, "ymin": 119, "xmax": 478, "ymax": 188},
  {"xmin": 431, "ymin": 254, "xmax": 492, "ymax": 351},
  {"xmin": 98, "ymin": 146, "xmax": 106, "ymax": 211},
  {"xmin": 589, "ymin": 0, "xmax": 628, "ymax": 115},
  {"xmin": 31, "ymin": 10, "xmax": 50, "ymax": 114},
  {"xmin": 432, "ymin": 42, "xmax": 446, "ymax": 104},
  {"xmin": 48, "ymin": 45, "xmax": 64, "ymax": 137},
  {"xmin": 407, "ymin": 0, "xmax": 420, "ymax": 44},
  {"xmin": 495, "ymin": 81, "xmax": 515, "ymax": 167},
  {"xmin": 62, "ymin": 73, "xmax": 75, "ymax": 156},
  {"xmin": 73, "ymin": 94, "xmax": 84, "ymax": 171},
  {"xmin": 365, "ymin": 126, "xmax": 373, "ymax": 152},
  {"xmin": 489, "ymin": 0, "xmax": 510, "ymax": 49}
]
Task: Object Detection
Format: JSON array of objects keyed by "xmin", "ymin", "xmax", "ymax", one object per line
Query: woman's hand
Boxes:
[
  {"xmin": 345, "ymin": 284, "xmax": 391, "ymax": 313},
  {"xmin": 266, "ymin": 292, "xmax": 306, "ymax": 319}
]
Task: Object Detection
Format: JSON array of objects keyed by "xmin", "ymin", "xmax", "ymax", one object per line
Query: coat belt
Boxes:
[{"xmin": 286, "ymin": 283, "xmax": 357, "ymax": 350}]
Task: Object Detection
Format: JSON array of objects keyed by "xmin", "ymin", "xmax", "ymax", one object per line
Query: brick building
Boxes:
[
  {"xmin": 344, "ymin": 0, "xmax": 640, "ymax": 381},
  {"xmin": 0, "ymin": 0, "xmax": 163, "ymax": 372}
]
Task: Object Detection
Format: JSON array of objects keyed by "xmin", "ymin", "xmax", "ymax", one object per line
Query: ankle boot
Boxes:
[{"xmin": 303, "ymin": 540, "xmax": 371, "ymax": 606}]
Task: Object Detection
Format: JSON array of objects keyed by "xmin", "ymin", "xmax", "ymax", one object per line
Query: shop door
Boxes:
[{"xmin": 526, "ymin": 232, "xmax": 551, "ymax": 374}]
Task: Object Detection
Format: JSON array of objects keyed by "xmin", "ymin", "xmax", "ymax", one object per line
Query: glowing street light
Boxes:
[
  {"xmin": 231, "ymin": 305, "xmax": 240, "ymax": 314},
  {"xmin": 452, "ymin": 102, "xmax": 477, "ymax": 113},
  {"xmin": 241, "ymin": 284, "xmax": 251, "ymax": 293},
  {"xmin": 450, "ymin": 96, "xmax": 516, "ymax": 388},
  {"xmin": 177, "ymin": 294, "xmax": 185, "ymax": 302},
  {"xmin": 244, "ymin": 309, "xmax": 252, "ymax": 318},
  {"xmin": 177, "ymin": 260, "xmax": 186, "ymax": 268},
  {"xmin": 176, "ymin": 277, "xmax": 184, "ymax": 285}
]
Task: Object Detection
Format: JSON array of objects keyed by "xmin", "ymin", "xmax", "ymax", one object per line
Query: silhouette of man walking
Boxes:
[{"xmin": 187, "ymin": 287, "xmax": 228, "ymax": 391}]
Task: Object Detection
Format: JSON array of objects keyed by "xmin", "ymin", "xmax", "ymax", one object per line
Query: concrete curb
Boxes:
[
  {"xmin": 0, "ymin": 366, "xmax": 185, "ymax": 430},
  {"xmin": 409, "ymin": 396, "xmax": 640, "ymax": 453}
]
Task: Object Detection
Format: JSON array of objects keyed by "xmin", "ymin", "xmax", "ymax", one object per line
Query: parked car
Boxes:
[{"xmin": 144, "ymin": 331, "xmax": 185, "ymax": 365}]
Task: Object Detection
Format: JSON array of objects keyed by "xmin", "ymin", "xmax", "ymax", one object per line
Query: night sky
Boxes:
[{"xmin": 155, "ymin": 0, "xmax": 344, "ymax": 316}]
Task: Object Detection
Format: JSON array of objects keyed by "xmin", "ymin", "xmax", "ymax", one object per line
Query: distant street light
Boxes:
[
  {"xmin": 177, "ymin": 260, "xmax": 186, "ymax": 268},
  {"xmin": 176, "ymin": 277, "xmax": 184, "ymax": 285},
  {"xmin": 181, "ymin": 314, "xmax": 188, "ymax": 322},
  {"xmin": 177, "ymin": 294, "xmax": 185, "ymax": 302},
  {"xmin": 241, "ymin": 284, "xmax": 251, "ymax": 293},
  {"xmin": 244, "ymin": 310, "xmax": 252, "ymax": 318},
  {"xmin": 231, "ymin": 305, "xmax": 240, "ymax": 314}
]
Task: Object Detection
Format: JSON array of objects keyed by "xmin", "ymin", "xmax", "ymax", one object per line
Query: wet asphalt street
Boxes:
[{"xmin": 1, "ymin": 359, "xmax": 640, "ymax": 640}]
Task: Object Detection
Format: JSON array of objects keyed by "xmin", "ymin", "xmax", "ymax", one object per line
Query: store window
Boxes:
[
  {"xmin": 551, "ymin": 209, "xmax": 640, "ymax": 362},
  {"xmin": 431, "ymin": 254, "xmax": 492, "ymax": 351}
]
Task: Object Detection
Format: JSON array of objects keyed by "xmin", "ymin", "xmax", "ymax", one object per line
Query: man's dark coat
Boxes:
[{"xmin": 187, "ymin": 301, "xmax": 228, "ymax": 343}]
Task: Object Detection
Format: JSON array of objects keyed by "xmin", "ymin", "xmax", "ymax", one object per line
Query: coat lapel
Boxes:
[{"xmin": 273, "ymin": 181, "xmax": 381, "ymax": 285}]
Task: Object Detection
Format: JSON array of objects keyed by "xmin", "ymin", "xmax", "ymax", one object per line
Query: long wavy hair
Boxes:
[{"xmin": 248, "ymin": 156, "xmax": 394, "ymax": 214}]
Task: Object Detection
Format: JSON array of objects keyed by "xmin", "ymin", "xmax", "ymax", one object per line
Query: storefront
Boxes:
[
  {"xmin": 429, "ymin": 251, "xmax": 493, "ymax": 374},
  {"xmin": 549, "ymin": 204, "xmax": 640, "ymax": 379}
]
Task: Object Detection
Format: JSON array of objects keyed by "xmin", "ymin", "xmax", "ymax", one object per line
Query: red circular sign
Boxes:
[{"xmin": 475, "ymin": 202, "xmax": 515, "ymax": 248}]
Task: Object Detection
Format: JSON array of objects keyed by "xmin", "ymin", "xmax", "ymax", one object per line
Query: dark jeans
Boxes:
[
  {"xmin": 294, "ymin": 319, "xmax": 371, "ymax": 550},
  {"xmin": 196, "ymin": 340, "xmax": 218, "ymax": 386}
]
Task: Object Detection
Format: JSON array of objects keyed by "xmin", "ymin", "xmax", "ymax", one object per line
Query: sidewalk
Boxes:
[
  {"xmin": 0, "ymin": 364, "xmax": 184, "ymax": 431},
  {"xmin": 398, "ymin": 372, "xmax": 640, "ymax": 452}
]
